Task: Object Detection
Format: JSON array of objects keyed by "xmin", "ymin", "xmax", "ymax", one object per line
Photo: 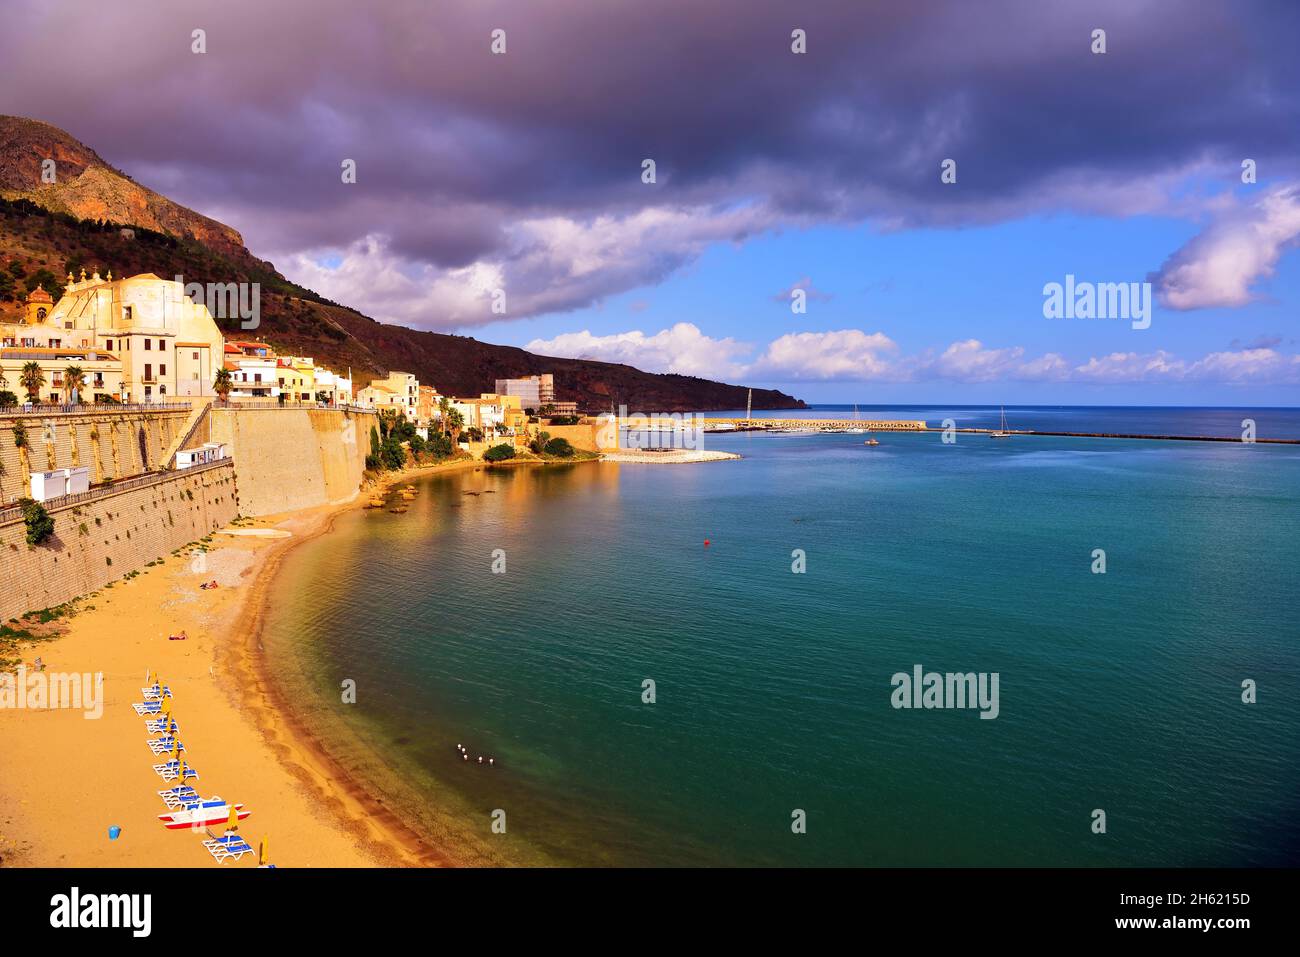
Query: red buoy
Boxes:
[{"xmin": 703, "ymin": 539, "xmax": 711, "ymax": 546}]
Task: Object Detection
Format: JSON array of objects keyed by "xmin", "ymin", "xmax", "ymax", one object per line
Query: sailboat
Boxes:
[
  {"xmin": 845, "ymin": 403, "xmax": 866, "ymax": 434},
  {"xmin": 990, "ymin": 406, "xmax": 1012, "ymax": 438}
]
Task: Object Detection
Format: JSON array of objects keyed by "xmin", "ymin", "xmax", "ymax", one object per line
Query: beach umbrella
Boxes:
[
  {"xmin": 170, "ymin": 742, "xmax": 180, "ymax": 763},
  {"xmin": 178, "ymin": 760, "xmax": 189, "ymax": 782},
  {"xmin": 162, "ymin": 698, "xmax": 172, "ymax": 715},
  {"xmin": 258, "ymin": 837, "xmax": 269, "ymax": 866},
  {"xmin": 227, "ymin": 806, "xmax": 239, "ymax": 831}
]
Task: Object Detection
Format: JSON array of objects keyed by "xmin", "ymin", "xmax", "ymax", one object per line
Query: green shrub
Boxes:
[
  {"xmin": 544, "ymin": 437, "xmax": 575, "ymax": 458},
  {"xmin": 426, "ymin": 434, "xmax": 453, "ymax": 459},
  {"xmin": 21, "ymin": 499, "xmax": 54, "ymax": 545},
  {"xmin": 379, "ymin": 437, "xmax": 407, "ymax": 471},
  {"xmin": 483, "ymin": 443, "xmax": 516, "ymax": 462}
]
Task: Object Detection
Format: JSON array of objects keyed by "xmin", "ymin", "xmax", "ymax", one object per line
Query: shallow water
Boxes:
[{"xmin": 263, "ymin": 409, "xmax": 1300, "ymax": 866}]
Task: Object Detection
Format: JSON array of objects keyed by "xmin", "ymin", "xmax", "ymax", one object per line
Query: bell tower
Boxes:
[{"xmin": 23, "ymin": 286, "xmax": 54, "ymax": 325}]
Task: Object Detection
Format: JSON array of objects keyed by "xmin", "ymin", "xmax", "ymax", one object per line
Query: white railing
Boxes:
[
  {"xmin": 0, "ymin": 459, "xmax": 233, "ymax": 523},
  {"xmin": 0, "ymin": 402, "xmax": 193, "ymax": 416}
]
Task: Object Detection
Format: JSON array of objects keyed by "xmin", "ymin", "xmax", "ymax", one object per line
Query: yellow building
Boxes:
[
  {"xmin": 277, "ymin": 356, "xmax": 317, "ymax": 402},
  {"xmin": 0, "ymin": 271, "xmax": 225, "ymax": 403}
]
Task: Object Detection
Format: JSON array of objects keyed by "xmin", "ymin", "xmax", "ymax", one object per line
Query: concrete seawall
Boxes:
[
  {"xmin": 209, "ymin": 406, "xmax": 375, "ymax": 516},
  {"xmin": 0, "ymin": 407, "xmax": 192, "ymax": 506},
  {"xmin": 0, "ymin": 461, "xmax": 238, "ymax": 622}
]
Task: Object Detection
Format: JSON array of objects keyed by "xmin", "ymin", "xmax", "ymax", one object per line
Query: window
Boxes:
[
  {"xmin": 123, "ymin": 306, "xmax": 133, "ymax": 320},
  {"xmin": 160, "ymin": 364, "xmax": 167, "ymax": 376},
  {"xmin": 144, "ymin": 339, "xmax": 151, "ymax": 350},
  {"xmin": 106, "ymin": 340, "xmax": 113, "ymax": 351},
  {"xmin": 192, "ymin": 351, "xmax": 199, "ymax": 361},
  {"xmin": 158, "ymin": 340, "xmax": 166, "ymax": 351},
  {"xmin": 36, "ymin": 307, "xmax": 47, "ymax": 320},
  {"xmin": 160, "ymin": 385, "xmax": 167, "ymax": 395}
]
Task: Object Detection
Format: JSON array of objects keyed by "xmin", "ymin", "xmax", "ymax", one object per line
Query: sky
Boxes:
[{"xmin": 2, "ymin": 0, "xmax": 1299, "ymax": 404}]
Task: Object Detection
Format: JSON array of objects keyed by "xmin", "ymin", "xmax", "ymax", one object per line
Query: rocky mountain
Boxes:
[{"xmin": 0, "ymin": 115, "xmax": 804, "ymax": 412}]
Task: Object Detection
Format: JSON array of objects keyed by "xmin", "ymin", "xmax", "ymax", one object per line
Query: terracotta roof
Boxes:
[{"xmin": 25, "ymin": 288, "xmax": 54, "ymax": 303}]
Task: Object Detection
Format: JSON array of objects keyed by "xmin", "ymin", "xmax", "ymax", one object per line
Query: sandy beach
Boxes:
[{"xmin": 0, "ymin": 458, "xmax": 481, "ymax": 868}]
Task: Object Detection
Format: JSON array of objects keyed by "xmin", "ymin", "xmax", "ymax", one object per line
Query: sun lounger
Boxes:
[
  {"xmin": 132, "ymin": 701, "xmax": 163, "ymax": 715},
  {"xmin": 158, "ymin": 785, "xmax": 200, "ymax": 809},
  {"xmin": 202, "ymin": 833, "xmax": 254, "ymax": 864},
  {"xmin": 145, "ymin": 718, "xmax": 180, "ymax": 735},
  {"xmin": 152, "ymin": 760, "xmax": 198, "ymax": 782},
  {"xmin": 141, "ymin": 684, "xmax": 173, "ymax": 701},
  {"xmin": 147, "ymin": 736, "xmax": 185, "ymax": 755}
]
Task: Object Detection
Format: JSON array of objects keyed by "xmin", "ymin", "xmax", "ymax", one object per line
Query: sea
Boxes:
[{"xmin": 262, "ymin": 406, "xmax": 1300, "ymax": 866}]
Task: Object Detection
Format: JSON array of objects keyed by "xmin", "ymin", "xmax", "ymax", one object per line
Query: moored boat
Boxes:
[{"xmin": 158, "ymin": 798, "xmax": 250, "ymax": 830}]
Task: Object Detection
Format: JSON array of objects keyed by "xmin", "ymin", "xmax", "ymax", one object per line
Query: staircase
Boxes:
[{"xmin": 160, "ymin": 399, "xmax": 213, "ymax": 469}]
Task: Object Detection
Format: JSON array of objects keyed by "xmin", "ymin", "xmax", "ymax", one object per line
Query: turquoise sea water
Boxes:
[{"xmin": 263, "ymin": 408, "xmax": 1300, "ymax": 866}]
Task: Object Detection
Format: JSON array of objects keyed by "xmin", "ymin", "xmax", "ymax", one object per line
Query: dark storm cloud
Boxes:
[{"xmin": 1, "ymin": 0, "xmax": 1297, "ymax": 324}]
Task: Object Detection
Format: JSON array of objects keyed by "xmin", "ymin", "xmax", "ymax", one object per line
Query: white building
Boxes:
[
  {"xmin": 315, "ymin": 368, "xmax": 353, "ymax": 406},
  {"xmin": 357, "ymin": 371, "xmax": 418, "ymax": 419},
  {"xmin": 30, "ymin": 467, "xmax": 91, "ymax": 501},
  {"xmin": 223, "ymin": 341, "xmax": 281, "ymax": 399}
]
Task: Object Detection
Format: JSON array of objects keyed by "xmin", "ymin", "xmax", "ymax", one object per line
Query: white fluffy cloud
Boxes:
[
  {"xmin": 524, "ymin": 325, "xmax": 1300, "ymax": 387},
  {"xmin": 278, "ymin": 204, "xmax": 780, "ymax": 328},
  {"xmin": 525, "ymin": 323, "xmax": 751, "ymax": 379},
  {"xmin": 1153, "ymin": 185, "xmax": 1300, "ymax": 310},
  {"xmin": 748, "ymin": 330, "xmax": 898, "ymax": 380}
]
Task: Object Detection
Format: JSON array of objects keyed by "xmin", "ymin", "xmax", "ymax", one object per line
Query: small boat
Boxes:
[
  {"xmin": 158, "ymin": 798, "xmax": 250, "ymax": 831},
  {"xmin": 865, "ymin": 438, "xmax": 880, "ymax": 446},
  {"xmin": 990, "ymin": 406, "xmax": 1012, "ymax": 438},
  {"xmin": 846, "ymin": 404, "xmax": 866, "ymax": 433}
]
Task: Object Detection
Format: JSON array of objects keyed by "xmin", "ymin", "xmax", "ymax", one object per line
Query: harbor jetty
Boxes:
[{"xmin": 698, "ymin": 418, "xmax": 1299, "ymax": 444}]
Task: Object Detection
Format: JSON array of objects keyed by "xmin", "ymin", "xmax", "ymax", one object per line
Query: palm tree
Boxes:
[
  {"xmin": 437, "ymin": 395, "xmax": 451, "ymax": 433},
  {"xmin": 213, "ymin": 367, "xmax": 233, "ymax": 403},
  {"xmin": 19, "ymin": 362, "xmax": 45, "ymax": 404},
  {"xmin": 63, "ymin": 365, "xmax": 86, "ymax": 404},
  {"xmin": 447, "ymin": 407, "xmax": 465, "ymax": 445}
]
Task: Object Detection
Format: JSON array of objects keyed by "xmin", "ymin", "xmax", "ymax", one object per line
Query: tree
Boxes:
[
  {"xmin": 63, "ymin": 365, "xmax": 86, "ymax": 404},
  {"xmin": 0, "ymin": 390, "xmax": 17, "ymax": 407},
  {"xmin": 19, "ymin": 362, "xmax": 45, "ymax": 403},
  {"xmin": 544, "ymin": 437, "xmax": 575, "ymax": 458},
  {"xmin": 21, "ymin": 498, "xmax": 54, "ymax": 546},
  {"xmin": 483, "ymin": 443, "xmax": 516, "ymax": 462},
  {"xmin": 379, "ymin": 436, "xmax": 406, "ymax": 470},
  {"xmin": 447, "ymin": 408, "xmax": 465, "ymax": 445},
  {"xmin": 426, "ymin": 433, "xmax": 453, "ymax": 458},
  {"xmin": 213, "ymin": 367, "xmax": 233, "ymax": 402},
  {"xmin": 529, "ymin": 430, "xmax": 552, "ymax": 454},
  {"xmin": 437, "ymin": 395, "xmax": 451, "ymax": 432}
]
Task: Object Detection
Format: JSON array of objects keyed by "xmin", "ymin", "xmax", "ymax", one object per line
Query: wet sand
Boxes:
[{"xmin": 0, "ymin": 457, "xmax": 481, "ymax": 868}]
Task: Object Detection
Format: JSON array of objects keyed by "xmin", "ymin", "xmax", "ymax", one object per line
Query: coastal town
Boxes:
[{"xmin": 0, "ymin": 269, "xmax": 590, "ymax": 469}]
